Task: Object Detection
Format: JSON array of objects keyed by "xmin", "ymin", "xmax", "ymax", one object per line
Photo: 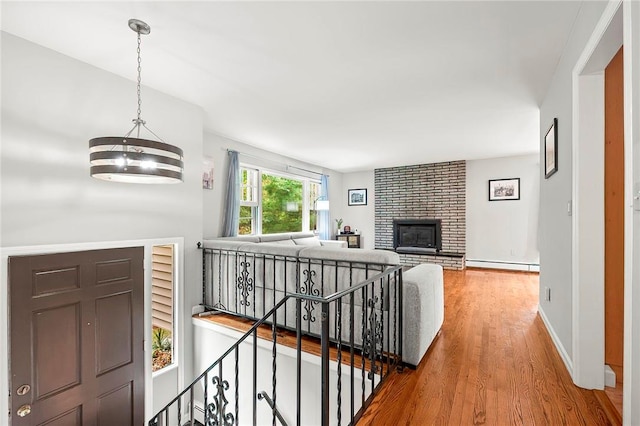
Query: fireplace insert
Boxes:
[{"xmin": 393, "ymin": 219, "xmax": 442, "ymax": 253}]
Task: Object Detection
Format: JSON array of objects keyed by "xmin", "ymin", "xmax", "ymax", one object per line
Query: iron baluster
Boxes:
[
  {"xmin": 380, "ymin": 276, "xmax": 385, "ymax": 377},
  {"xmin": 350, "ymin": 292, "xmax": 355, "ymax": 423},
  {"xmin": 296, "ymin": 296, "xmax": 302, "ymax": 426},
  {"xmin": 237, "ymin": 254, "xmax": 253, "ymax": 307},
  {"xmin": 253, "ymin": 330, "xmax": 258, "ymax": 426},
  {"xmin": 262, "ymin": 255, "xmax": 267, "ymax": 318},
  {"xmin": 272, "ymin": 308, "xmax": 277, "ymax": 426},
  {"xmin": 273, "ymin": 256, "xmax": 277, "ymax": 324},
  {"xmin": 361, "ymin": 285, "xmax": 366, "ymax": 407},
  {"xmin": 321, "ymin": 302, "xmax": 330, "ymax": 426},
  {"xmin": 235, "ymin": 348, "xmax": 239, "ymax": 425},
  {"xmin": 398, "ymin": 268, "xmax": 403, "ymax": 369},
  {"xmin": 336, "ymin": 298, "xmax": 342, "ymax": 426},
  {"xmin": 301, "ymin": 259, "xmax": 319, "ymax": 326},
  {"xmin": 253, "ymin": 254, "xmax": 257, "ymax": 317}
]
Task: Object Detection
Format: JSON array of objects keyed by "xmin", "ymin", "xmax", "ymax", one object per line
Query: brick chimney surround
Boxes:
[{"xmin": 374, "ymin": 161, "xmax": 466, "ymax": 270}]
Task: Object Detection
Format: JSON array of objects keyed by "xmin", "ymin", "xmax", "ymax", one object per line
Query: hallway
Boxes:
[{"xmin": 358, "ymin": 269, "xmax": 617, "ymax": 425}]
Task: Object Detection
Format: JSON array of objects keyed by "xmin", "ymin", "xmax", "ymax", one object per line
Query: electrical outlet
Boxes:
[
  {"xmin": 567, "ymin": 200, "xmax": 572, "ymax": 216},
  {"xmin": 545, "ymin": 287, "xmax": 551, "ymax": 302},
  {"xmin": 510, "ymin": 248, "xmax": 516, "ymax": 256}
]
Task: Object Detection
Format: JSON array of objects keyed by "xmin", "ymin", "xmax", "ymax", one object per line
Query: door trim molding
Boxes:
[{"xmin": 1, "ymin": 237, "xmax": 185, "ymax": 424}]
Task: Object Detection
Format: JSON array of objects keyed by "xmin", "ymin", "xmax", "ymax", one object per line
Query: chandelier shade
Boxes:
[
  {"xmin": 89, "ymin": 19, "xmax": 184, "ymax": 184},
  {"xmin": 89, "ymin": 137, "xmax": 184, "ymax": 184}
]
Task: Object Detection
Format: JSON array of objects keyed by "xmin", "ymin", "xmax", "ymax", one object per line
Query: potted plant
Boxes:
[{"xmin": 335, "ymin": 218, "xmax": 343, "ymax": 235}]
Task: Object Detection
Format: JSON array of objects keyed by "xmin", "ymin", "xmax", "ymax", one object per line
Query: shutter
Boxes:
[{"xmin": 152, "ymin": 245, "xmax": 173, "ymax": 331}]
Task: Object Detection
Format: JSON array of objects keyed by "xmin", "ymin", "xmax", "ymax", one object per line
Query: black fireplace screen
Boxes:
[{"xmin": 393, "ymin": 219, "xmax": 442, "ymax": 252}]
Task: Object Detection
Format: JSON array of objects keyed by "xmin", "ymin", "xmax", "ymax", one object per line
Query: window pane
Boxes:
[
  {"xmin": 239, "ymin": 205, "xmax": 253, "ymax": 235},
  {"xmin": 241, "ymin": 168, "xmax": 258, "ymax": 203},
  {"xmin": 262, "ymin": 174, "xmax": 303, "ymax": 234},
  {"xmin": 309, "ymin": 182, "xmax": 321, "ymax": 231}
]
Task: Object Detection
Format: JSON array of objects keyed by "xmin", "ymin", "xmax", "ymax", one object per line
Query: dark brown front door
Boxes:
[{"xmin": 9, "ymin": 247, "xmax": 145, "ymax": 425}]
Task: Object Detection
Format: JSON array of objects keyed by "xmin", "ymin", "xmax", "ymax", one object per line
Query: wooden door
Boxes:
[
  {"xmin": 9, "ymin": 247, "xmax": 145, "ymax": 425},
  {"xmin": 604, "ymin": 46, "xmax": 624, "ymax": 383}
]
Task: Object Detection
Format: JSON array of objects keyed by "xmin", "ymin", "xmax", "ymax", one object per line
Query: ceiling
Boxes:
[{"xmin": 1, "ymin": 1, "xmax": 585, "ymax": 173}]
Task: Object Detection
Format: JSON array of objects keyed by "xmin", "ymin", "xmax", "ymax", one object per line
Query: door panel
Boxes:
[
  {"xmin": 9, "ymin": 247, "xmax": 144, "ymax": 425},
  {"xmin": 95, "ymin": 292, "xmax": 133, "ymax": 375},
  {"xmin": 97, "ymin": 382, "xmax": 134, "ymax": 425},
  {"xmin": 33, "ymin": 303, "xmax": 82, "ymax": 399}
]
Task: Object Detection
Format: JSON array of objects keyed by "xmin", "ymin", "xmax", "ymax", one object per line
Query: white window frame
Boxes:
[{"xmin": 239, "ymin": 164, "xmax": 320, "ymax": 235}]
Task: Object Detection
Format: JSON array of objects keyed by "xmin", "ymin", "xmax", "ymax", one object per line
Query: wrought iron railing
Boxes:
[{"xmin": 148, "ymin": 247, "xmax": 403, "ymax": 426}]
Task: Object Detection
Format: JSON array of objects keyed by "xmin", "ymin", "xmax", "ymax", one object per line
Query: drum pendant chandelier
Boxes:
[{"xmin": 89, "ymin": 19, "xmax": 184, "ymax": 184}]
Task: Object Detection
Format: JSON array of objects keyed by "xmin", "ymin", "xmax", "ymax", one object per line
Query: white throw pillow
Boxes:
[{"xmin": 293, "ymin": 237, "xmax": 322, "ymax": 246}]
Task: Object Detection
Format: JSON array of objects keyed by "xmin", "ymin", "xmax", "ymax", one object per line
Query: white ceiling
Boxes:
[{"xmin": 1, "ymin": 1, "xmax": 585, "ymax": 172}]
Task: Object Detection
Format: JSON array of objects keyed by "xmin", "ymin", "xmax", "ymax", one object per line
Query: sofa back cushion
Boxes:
[{"xmin": 293, "ymin": 236, "xmax": 322, "ymax": 246}]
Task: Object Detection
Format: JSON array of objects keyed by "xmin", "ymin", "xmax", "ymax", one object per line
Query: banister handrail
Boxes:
[
  {"xmin": 257, "ymin": 391, "xmax": 288, "ymax": 426},
  {"xmin": 151, "ymin": 252, "xmax": 404, "ymax": 426}
]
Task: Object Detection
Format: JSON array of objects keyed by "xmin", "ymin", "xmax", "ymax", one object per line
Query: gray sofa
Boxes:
[{"xmin": 202, "ymin": 232, "xmax": 444, "ymax": 367}]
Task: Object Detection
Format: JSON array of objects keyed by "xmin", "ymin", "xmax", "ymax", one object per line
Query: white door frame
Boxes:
[
  {"xmin": 572, "ymin": 0, "xmax": 640, "ymax": 423},
  {"xmin": 622, "ymin": 0, "xmax": 640, "ymax": 423},
  {"xmin": 0, "ymin": 237, "xmax": 185, "ymax": 424}
]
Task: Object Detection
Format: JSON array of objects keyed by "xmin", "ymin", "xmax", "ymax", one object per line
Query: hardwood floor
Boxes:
[
  {"xmin": 358, "ymin": 269, "xmax": 616, "ymax": 426},
  {"xmin": 198, "ymin": 268, "xmax": 618, "ymax": 425}
]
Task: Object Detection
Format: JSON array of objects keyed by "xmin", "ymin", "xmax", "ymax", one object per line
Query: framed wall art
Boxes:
[
  {"xmin": 545, "ymin": 118, "xmax": 558, "ymax": 179},
  {"xmin": 348, "ymin": 188, "xmax": 367, "ymax": 206},
  {"xmin": 488, "ymin": 178, "xmax": 520, "ymax": 201}
]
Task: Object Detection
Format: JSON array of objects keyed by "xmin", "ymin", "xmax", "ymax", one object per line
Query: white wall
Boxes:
[
  {"xmin": 538, "ymin": 1, "xmax": 608, "ymax": 366},
  {"xmin": 202, "ymin": 132, "xmax": 343, "ymax": 239},
  {"xmin": 340, "ymin": 171, "xmax": 375, "ymax": 249},
  {"xmin": 1, "ymin": 32, "xmax": 204, "ymax": 419},
  {"xmin": 466, "ymin": 154, "xmax": 540, "ymax": 270},
  {"xmin": 193, "ymin": 320, "xmax": 374, "ymax": 425}
]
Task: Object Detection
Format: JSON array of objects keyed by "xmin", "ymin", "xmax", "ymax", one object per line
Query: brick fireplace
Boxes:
[{"xmin": 374, "ymin": 161, "xmax": 466, "ymax": 269}]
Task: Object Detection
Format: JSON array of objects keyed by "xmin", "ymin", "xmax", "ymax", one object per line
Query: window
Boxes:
[
  {"xmin": 151, "ymin": 244, "xmax": 175, "ymax": 372},
  {"xmin": 239, "ymin": 166, "xmax": 321, "ymax": 235},
  {"xmin": 240, "ymin": 168, "xmax": 259, "ymax": 235}
]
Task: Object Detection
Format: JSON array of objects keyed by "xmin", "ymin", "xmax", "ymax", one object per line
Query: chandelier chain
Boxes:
[{"xmin": 136, "ymin": 31, "xmax": 142, "ymax": 122}]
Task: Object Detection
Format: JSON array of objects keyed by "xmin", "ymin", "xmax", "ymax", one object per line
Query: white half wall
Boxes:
[
  {"xmin": 1, "ymin": 32, "xmax": 204, "ymax": 421},
  {"xmin": 466, "ymin": 154, "xmax": 540, "ymax": 269}
]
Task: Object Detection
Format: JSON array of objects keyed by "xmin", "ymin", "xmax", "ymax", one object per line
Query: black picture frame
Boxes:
[
  {"xmin": 348, "ymin": 188, "xmax": 367, "ymax": 206},
  {"xmin": 545, "ymin": 118, "xmax": 558, "ymax": 179},
  {"xmin": 488, "ymin": 178, "xmax": 520, "ymax": 201}
]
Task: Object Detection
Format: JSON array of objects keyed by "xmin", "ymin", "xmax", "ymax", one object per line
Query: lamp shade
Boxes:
[
  {"xmin": 90, "ymin": 136, "xmax": 184, "ymax": 184},
  {"xmin": 316, "ymin": 200, "xmax": 330, "ymax": 211}
]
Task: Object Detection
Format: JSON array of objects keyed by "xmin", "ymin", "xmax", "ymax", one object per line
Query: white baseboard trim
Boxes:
[
  {"xmin": 538, "ymin": 305, "xmax": 573, "ymax": 376},
  {"xmin": 466, "ymin": 259, "xmax": 540, "ymax": 272},
  {"xmin": 604, "ymin": 365, "xmax": 616, "ymax": 387}
]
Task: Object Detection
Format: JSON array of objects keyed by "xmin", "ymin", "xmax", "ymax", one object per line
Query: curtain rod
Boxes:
[{"xmin": 224, "ymin": 148, "xmax": 329, "ymax": 177}]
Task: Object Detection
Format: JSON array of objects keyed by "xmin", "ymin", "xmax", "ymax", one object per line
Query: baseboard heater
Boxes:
[{"xmin": 466, "ymin": 259, "xmax": 540, "ymax": 272}]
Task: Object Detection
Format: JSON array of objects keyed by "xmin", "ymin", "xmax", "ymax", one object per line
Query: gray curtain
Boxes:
[
  {"xmin": 222, "ymin": 150, "xmax": 240, "ymax": 237},
  {"xmin": 318, "ymin": 174, "xmax": 330, "ymax": 240}
]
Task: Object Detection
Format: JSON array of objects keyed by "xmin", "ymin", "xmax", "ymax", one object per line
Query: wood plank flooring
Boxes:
[
  {"xmin": 197, "ymin": 268, "xmax": 618, "ymax": 425},
  {"xmin": 358, "ymin": 269, "xmax": 616, "ymax": 426}
]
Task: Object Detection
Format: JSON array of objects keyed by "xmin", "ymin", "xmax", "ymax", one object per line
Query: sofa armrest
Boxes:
[
  {"xmin": 320, "ymin": 240, "xmax": 347, "ymax": 248},
  {"xmin": 401, "ymin": 263, "xmax": 444, "ymax": 367}
]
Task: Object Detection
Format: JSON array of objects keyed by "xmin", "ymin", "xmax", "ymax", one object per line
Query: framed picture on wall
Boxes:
[
  {"xmin": 348, "ymin": 188, "xmax": 367, "ymax": 206},
  {"xmin": 545, "ymin": 118, "xmax": 558, "ymax": 179},
  {"xmin": 488, "ymin": 178, "xmax": 520, "ymax": 201},
  {"xmin": 202, "ymin": 157, "xmax": 214, "ymax": 189}
]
